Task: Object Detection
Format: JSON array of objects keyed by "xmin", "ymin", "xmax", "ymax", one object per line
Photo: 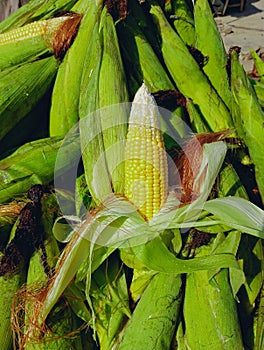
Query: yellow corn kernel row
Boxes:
[
  {"xmin": 0, "ymin": 16, "xmax": 69, "ymax": 45},
  {"xmin": 125, "ymin": 83, "xmax": 168, "ymax": 220}
]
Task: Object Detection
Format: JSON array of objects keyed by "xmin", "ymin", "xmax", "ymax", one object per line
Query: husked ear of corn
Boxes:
[
  {"xmin": 0, "ymin": 14, "xmax": 82, "ymax": 71},
  {"xmin": 0, "ymin": 17, "xmax": 69, "ymax": 45},
  {"xmin": 125, "ymin": 83, "xmax": 168, "ymax": 221},
  {"xmin": 0, "ymin": 0, "xmax": 78, "ymax": 33}
]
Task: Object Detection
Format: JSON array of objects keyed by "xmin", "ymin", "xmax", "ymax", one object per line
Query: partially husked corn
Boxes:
[
  {"xmin": 125, "ymin": 83, "xmax": 168, "ymax": 220},
  {"xmin": 0, "ymin": 17, "xmax": 69, "ymax": 45}
]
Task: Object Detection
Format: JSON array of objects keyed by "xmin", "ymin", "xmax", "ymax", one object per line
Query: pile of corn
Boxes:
[{"xmin": 0, "ymin": 0, "xmax": 264, "ymax": 349}]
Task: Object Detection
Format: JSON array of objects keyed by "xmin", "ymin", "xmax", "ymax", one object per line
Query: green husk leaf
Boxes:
[
  {"xmin": 250, "ymin": 48, "xmax": 264, "ymax": 83},
  {"xmin": 194, "ymin": 0, "xmax": 231, "ymax": 108},
  {"xmin": 119, "ymin": 273, "xmax": 182, "ymax": 350},
  {"xmin": 129, "ymin": 269, "xmax": 157, "ymax": 302},
  {"xmin": 50, "ymin": 0, "xmax": 103, "ymax": 137},
  {"xmin": 0, "ymin": 56, "xmax": 58, "ymax": 142},
  {"xmin": 0, "ymin": 37, "xmax": 51, "ymax": 71},
  {"xmin": 131, "ymin": 235, "xmax": 239, "ymax": 273},
  {"xmin": 203, "ymin": 197, "xmax": 264, "ymax": 238},
  {"xmin": 184, "ymin": 264, "xmax": 243, "ymax": 349},
  {"xmin": 0, "ymin": 219, "xmax": 27, "ymax": 350},
  {"xmin": 0, "ymin": 0, "xmax": 79, "ymax": 33},
  {"xmin": 148, "ymin": 0, "xmax": 234, "ymax": 132},
  {"xmin": 230, "ymin": 50, "xmax": 264, "ymax": 203},
  {"xmin": 0, "ymin": 135, "xmax": 80, "ymax": 204},
  {"xmin": 254, "ymin": 281, "xmax": 264, "ymax": 350},
  {"xmin": 90, "ymin": 255, "xmax": 130, "ymax": 350},
  {"xmin": 98, "ymin": 6, "xmax": 129, "ymax": 195},
  {"xmin": 171, "ymin": 0, "xmax": 195, "ymax": 46}
]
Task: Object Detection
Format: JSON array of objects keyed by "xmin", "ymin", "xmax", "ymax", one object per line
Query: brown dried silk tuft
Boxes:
[
  {"xmin": 170, "ymin": 130, "xmax": 231, "ymax": 204},
  {"xmin": 104, "ymin": 0, "xmax": 128, "ymax": 20},
  {"xmin": 0, "ymin": 185, "xmax": 50, "ymax": 277},
  {"xmin": 153, "ymin": 90, "xmax": 187, "ymax": 109},
  {"xmin": 12, "ymin": 283, "xmax": 84, "ymax": 349},
  {"xmin": 185, "ymin": 229, "xmax": 211, "ymax": 257},
  {"xmin": 51, "ymin": 13, "xmax": 83, "ymax": 59}
]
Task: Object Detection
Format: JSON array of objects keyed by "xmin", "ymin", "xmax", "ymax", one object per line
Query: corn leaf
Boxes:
[
  {"xmin": 119, "ymin": 273, "xmax": 182, "ymax": 350},
  {"xmin": 0, "ymin": 56, "xmax": 58, "ymax": 142},
  {"xmin": 194, "ymin": 0, "xmax": 231, "ymax": 108},
  {"xmin": 90, "ymin": 256, "xmax": 130, "ymax": 350},
  {"xmin": 203, "ymin": 197, "xmax": 264, "ymax": 239},
  {"xmin": 184, "ymin": 265, "xmax": 243, "ymax": 349},
  {"xmin": 0, "ymin": 135, "xmax": 80, "ymax": 204},
  {"xmin": 131, "ymin": 235, "xmax": 239, "ymax": 273},
  {"xmin": 0, "ymin": 0, "xmax": 78, "ymax": 33},
  {"xmin": 50, "ymin": 0, "xmax": 103, "ymax": 136},
  {"xmin": 231, "ymin": 50, "xmax": 264, "ymax": 203},
  {"xmin": 148, "ymin": 0, "xmax": 234, "ymax": 132}
]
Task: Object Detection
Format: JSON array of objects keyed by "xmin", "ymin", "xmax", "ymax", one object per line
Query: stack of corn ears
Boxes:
[{"xmin": 0, "ymin": 0, "xmax": 263, "ymax": 349}]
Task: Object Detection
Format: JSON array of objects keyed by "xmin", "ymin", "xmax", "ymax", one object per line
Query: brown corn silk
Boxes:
[{"xmin": 170, "ymin": 130, "xmax": 231, "ymax": 204}]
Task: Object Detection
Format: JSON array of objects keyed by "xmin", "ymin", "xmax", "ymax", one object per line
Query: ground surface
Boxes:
[{"xmin": 215, "ymin": 0, "xmax": 264, "ymax": 72}]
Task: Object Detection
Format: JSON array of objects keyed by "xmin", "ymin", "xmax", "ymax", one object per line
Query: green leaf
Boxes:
[
  {"xmin": 210, "ymin": 231, "xmax": 245, "ymax": 296},
  {"xmin": 53, "ymin": 216, "xmax": 81, "ymax": 243},
  {"xmin": 130, "ymin": 269, "xmax": 157, "ymax": 302},
  {"xmin": 119, "ymin": 273, "xmax": 182, "ymax": 350},
  {"xmin": 132, "ymin": 236, "xmax": 239, "ymax": 273},
  {"xmin": 203, "ymin": 197, "xmax": 264, "ymax": 238},
  {"xmin": 184, "ymin": 268, "xmax": 243, "ymax": 349},
  {"xmin": 90, "ymin": 256, "xmax": 130, "ymax": 350}
]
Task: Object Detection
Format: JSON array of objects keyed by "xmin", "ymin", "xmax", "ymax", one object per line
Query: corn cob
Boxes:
[
  {"xmin": 0, "ymin": 136, "xmax": 80, "ymax": 204},
  {"xmin": 194, "ymin": 0, "xmax": 232, "ymax": 109},
  {"xmin": 119, "ymin": 273, "xmax": 182, "ymax": 350},
  {"xmin": 0, "ymin": 14, "xmax": 82, "ymax": 71},
  {"xmin": 148, "ymin": 0, "xmax": 234, "ymax": 132},
  {"xmin": 125, "ymin": 83, "xmax": 168, "ymax": 221},
  {"xmin": 50, "ymin": 0, "xmax": 103, "ymax": 137},
  {"xmin": 0, "ymin": 17, "xmax": 68, "ymax": 45},
  {"xmin": 230, "ymin": 50, "xmax": 264, "ymax": 204},
  {"xmin": 0, "ymin": 0, "xmax": 78, "ymax": 33},
  {"xmin": 250, "ymin": 48, "xmax": 264, "ymax": 83},
  {"xmin": 0, "ymin": 56, "xmax": 58, "ymax": 142},
  {"xmin": 78, "ymin": 5, "xmax": 129, "ymax": 203}
]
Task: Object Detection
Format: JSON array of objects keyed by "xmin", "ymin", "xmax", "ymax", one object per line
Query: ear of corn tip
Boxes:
[
  {"xmin": 0, "ymin": 16, "xmax": 70, "ymax": 45},
  {"xmin": 125, "ymin": 83, "xmax": 168, "ymax": 221}
]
